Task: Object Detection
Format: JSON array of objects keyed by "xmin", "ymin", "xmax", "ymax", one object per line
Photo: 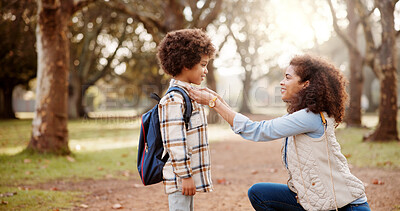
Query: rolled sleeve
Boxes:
[{"xmin": 232, "ymin": 113, "xmax": 250, "ymax": 134}]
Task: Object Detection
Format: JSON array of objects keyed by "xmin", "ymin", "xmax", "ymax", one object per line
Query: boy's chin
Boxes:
[{"xmin": 192, "ymin": 81, "xmax": 202, "ymax": 85}]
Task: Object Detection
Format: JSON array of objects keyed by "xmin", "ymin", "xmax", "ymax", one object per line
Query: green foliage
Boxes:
[
  {"xmin": 336, "ymin": 127, "xmax": 400, "ymax": 169},
  {"xmin": 0, "ymin": 0, "xmax": 37, "ymax": 87},
  {"xmin": 0, "ymin": 187, "xmax": 80, "ymax": 211}
]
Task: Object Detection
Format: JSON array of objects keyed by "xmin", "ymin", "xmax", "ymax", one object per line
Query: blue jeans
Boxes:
[
  {"xmin": 247, "ymin": 183, "xmax": 371, "ymax": 211},
  {"xmin": 168, "ymin": 191, "xmax": 194, "ymax": 211}
]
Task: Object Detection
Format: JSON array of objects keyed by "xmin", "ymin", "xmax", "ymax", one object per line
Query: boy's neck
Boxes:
[{"xmin": 173, "ymin": 76, "xmax": 190, "ymax": 84}]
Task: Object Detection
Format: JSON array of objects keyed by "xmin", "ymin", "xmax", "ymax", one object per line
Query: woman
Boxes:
[{"xmin": 187, "ymin": 54, "xmax": 370, "ymax": 211}]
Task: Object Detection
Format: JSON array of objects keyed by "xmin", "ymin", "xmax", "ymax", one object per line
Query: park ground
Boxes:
[{"xmin": 1, "ymin": 113, "xmax": 400, "ymax": 210}]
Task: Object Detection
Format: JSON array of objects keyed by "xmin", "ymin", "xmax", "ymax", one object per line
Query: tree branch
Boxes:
[
  {"xmin": 215, "ymin": 32, "xmax": 229, "ymax": 58},
  {"xmin": 105, "ymin": 0, "xmax": 163, "ymax": 43},
  {"xmin": 42, "ymin": 0, "xmax": 61, "ymax": 10},
  {"xmin": 355, "ymin": 0, "xmax": 376, "ymax": 70},
  {"xmin": 191, "ymin": 0, "xmax": 211, "ymax": 27},
  {"xmin": 80, "ymin": 20, "xmax": 104, "ymax": 79},
  {"xmin": 327, "ymin": 0, "xmax": 359, "ymax": 53},
  {"xmin": 366, "ymin": 6, "xmax": 376, "ymax": 17},
  {"xmin": 196, "ymin": 0, "xmax": 223, "ymax": 29},
  {"xmin": 85, "ymin": 24, "xmax": 127, "ymax": 87},
  {"xmin": 73, "ymin": 0, "xmax": 96, "ymax": 14},
  {"xmin": 189, "ymin": 0, "xmax": 197, "ymax": 12}
]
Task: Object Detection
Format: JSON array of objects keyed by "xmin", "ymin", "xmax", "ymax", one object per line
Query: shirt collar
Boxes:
[{"xmin": 169, "ymin": 79, "xmax": 194, "ymax": 91}]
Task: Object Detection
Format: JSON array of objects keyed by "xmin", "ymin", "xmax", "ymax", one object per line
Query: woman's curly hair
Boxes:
[
  {"xmin": 157, "ymin": 28, "xmax": 216, "ymax": 77},
  {"xmin": 287, "ymin": 54, "xmax": 348, "ymax": 124}
]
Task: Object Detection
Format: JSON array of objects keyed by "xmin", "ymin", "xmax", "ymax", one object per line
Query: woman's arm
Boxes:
[
  {"xmin": 187, "ymin": 87, "xmax": 236, "ymax": 126},
  {"xmin": 187, "ymin": 86, "xmax": 323, "ymax": 141},
  {"xmin": 232, "ymin": 111, "xmax": 323, "ymax": 142}
]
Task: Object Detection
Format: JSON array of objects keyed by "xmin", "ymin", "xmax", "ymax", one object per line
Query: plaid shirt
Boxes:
[{"xmin": 158, "ymin": 79, "xmax": 213, "ymax": 194}]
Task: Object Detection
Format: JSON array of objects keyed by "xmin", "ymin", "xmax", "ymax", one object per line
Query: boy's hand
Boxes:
[{"xmin": 182, "ymin": 177, "xmax": 196, "ymax": 196}]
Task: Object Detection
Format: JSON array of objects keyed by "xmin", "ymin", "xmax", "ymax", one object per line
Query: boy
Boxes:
[{"xmin": 156, "ymin": 28, "xmax": 216, "ymax": 211}]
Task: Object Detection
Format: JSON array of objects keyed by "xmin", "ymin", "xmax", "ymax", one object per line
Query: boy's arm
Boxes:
[{"xmin": 158, "ymin": 93, "xmax": 193, "ymax": 179}]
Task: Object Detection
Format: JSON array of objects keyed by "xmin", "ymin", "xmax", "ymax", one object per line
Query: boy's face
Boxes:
[{"xmin": 185, "ymin": 55, "xmax": 210, "ymax": 85}]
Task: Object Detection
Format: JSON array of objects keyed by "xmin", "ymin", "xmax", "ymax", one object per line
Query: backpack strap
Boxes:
[
  {"xmin": 165, "ymin": 86, "xmax": 193, "ymax": 128},
  {"xmin": 150, "ymin": 93, "xmax": 161, "ymax": 102}
]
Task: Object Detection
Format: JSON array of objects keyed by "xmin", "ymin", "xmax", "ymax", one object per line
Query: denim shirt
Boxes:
[
  {"xmin": 231, "ymin": 109, "xmax": 367, "ymax": 204},
  {"xmin": 232, "ymin": 109, "xmax": 324, "ymax": 141}
]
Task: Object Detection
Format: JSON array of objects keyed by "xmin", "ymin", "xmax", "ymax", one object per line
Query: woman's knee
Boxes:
[
  {"xmin": 248, "ymin": 183, "xmax": 295, "ymax": 202},
  {"xmin": 248, "ymin": 183, "xmax": 262, "ymax": 198},
  {"xmin": 248, "ymin": 183, "xmax": 276, "ymax": 202}
]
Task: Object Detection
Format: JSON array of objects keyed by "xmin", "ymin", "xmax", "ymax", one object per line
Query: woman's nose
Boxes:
[{"xmin": 204, "ymin": 67, "xmax": 208, "ymax": 74}]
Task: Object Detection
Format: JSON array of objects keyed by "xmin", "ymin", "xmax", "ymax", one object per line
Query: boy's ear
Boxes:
[
  {"xmin": 176, "ymin": 67, "xmax": 189, "ymax": 78},
  {"xmin": 181, "ymin": 66, "xmax": 191, "ymax": 74}
]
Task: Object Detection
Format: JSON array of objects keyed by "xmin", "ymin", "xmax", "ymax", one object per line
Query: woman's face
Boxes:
[{"xmin": 280, "ymin": 65, "xmax": 308, "ymax": 102}]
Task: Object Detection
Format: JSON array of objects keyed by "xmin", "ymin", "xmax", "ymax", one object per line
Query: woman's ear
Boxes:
[{"xmin": 303, "ymin": 80, "xmax": 310, "ymax": 89}]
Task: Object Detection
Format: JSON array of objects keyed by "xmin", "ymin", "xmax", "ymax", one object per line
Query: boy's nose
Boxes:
[{"xmin": 204, "ymin": 68, "xmax": 208, "ymax": 74}]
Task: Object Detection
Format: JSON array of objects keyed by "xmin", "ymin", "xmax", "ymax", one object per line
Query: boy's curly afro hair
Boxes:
[{"xmin": 157, "ymin": 28, "xmax": 216, "ymax": 77}]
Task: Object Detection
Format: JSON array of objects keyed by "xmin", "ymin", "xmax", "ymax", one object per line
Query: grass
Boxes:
[
  {"xmin": 0, "ymin": 117, "xmax": 140, "ymax": 154},
  {"xmin": 0, "ymin": 117, "xmax": 140, "ymax": 210},
  {"xmin": 0, "ymin": 147, "xmax": 137, "ymax": 186},
  {"xmin": 0, "ymin": 186, "xmax": 80, "ymax": 211},
  {"xmin": 0, "ymin": 144, "xmax": 137, "ymax": 210},
  {"xmin": 336, "ymin": 127, "xmax": 400, "ymax": 169}
]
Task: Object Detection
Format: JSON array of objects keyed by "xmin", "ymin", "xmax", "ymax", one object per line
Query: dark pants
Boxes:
[{"xmin": 247, "ymin": 183, "xmax": 371, "ymax": 211}]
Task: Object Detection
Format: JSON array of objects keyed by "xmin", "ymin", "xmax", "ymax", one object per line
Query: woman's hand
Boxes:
[
  {"xmin": 185, "ymin": 84, "xmax": 237, "ymax": 126},
  {"xmin": 200, "ymin": 87, "xmax": 230, "ymax": 107},
  {"xmin": 186, "ymin": 86, "xmax": 216, "ymax": 106}
]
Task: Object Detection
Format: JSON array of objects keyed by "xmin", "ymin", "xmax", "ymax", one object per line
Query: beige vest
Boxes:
[{"xmin": 282, "ymin": 112, "xmax": 366, "ymax": 210}]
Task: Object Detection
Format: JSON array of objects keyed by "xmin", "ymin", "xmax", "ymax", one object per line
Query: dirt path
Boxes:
[{"xmin": 36, "ymin": 132, "xmax": 398, "ymax": 211}]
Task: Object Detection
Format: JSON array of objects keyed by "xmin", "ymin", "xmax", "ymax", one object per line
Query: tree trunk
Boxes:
[
  {"xmin": 364, "ymin": 69, "xmax": 378, "ymax": 112},
  {"xmin": 68, "ymin": 70, "xmax": 86, "ymax": 119},
  {"xmin": 0, "ymin": 86, "xmax": 16, "ymax": 119},
  {"xmin": 239, "ymin": 70, "xmax": 252, "ymax": 114},
  {"xmin": 27, "ymin": 0, "xmax": 72, "ymax": 154},
  {"xmin": 364, "ymin": 67, "xmax": 399, "ymax": 141},
  {"xmin": 345, "ymin": 0, "xmax": 363, "ymax": 127},
  {"xmin": 346, "ymin": 50, "xmax": 363, "ymax": 127},
  {"xmin": 206, "ymin": 60, "xmax": 220, "ymax": 124},
  {"xmin": 163, "ymin": 0, "xmax": 185, "ymax": 32},
  {"xmin": 364, "ymin": 0, "xmax": 399, "ymax": 142}
]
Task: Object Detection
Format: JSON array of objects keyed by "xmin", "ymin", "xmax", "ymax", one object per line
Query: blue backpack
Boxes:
[{"xmin": 137, "ymin": 86, "xmax": 192, "ymax": 185}]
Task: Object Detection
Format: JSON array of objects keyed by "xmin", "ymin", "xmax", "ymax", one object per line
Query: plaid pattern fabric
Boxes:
[{"xmin": 159, "ymin": 79, "xmax": 213, "ymax": 194}]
